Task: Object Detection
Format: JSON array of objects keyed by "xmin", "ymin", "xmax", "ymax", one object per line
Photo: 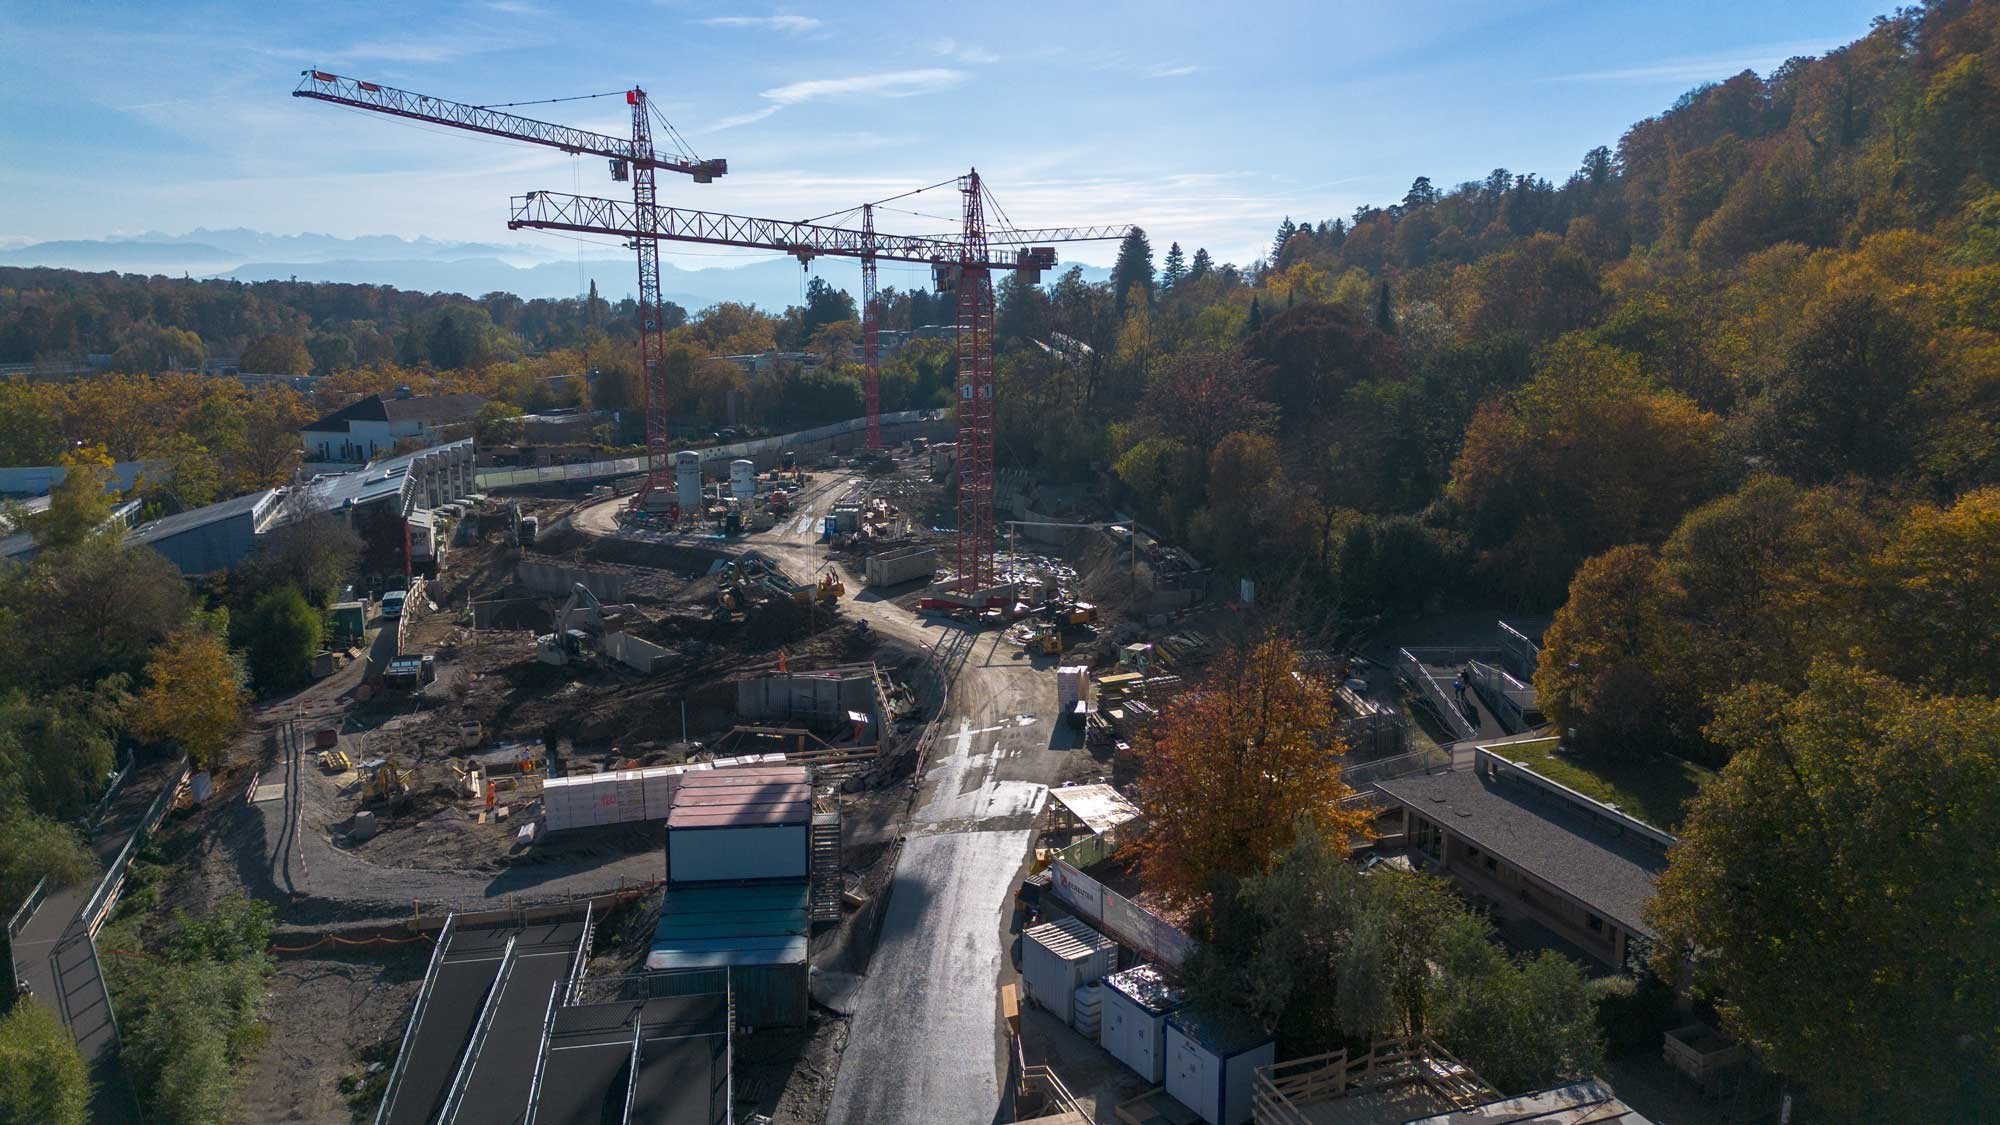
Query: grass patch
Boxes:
[{"xmin": 1494, "ymin": 739, "xmax": 1712, "ymax": 831}]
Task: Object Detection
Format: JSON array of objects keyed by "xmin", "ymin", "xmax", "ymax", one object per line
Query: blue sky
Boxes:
[{"xmin": 2, "ymin": 0, "xmax": 1888, "ymax": 278}]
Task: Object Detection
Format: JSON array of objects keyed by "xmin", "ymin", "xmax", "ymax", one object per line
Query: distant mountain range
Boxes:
[{"xmin": 1, "ymin": 230, "xmax": 1114, "ymax": 312}]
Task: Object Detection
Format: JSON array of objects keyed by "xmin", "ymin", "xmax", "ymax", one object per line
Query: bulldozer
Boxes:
[{"xmin": 1029, "ymin": 622, "xmax": 1064, "ymax": 657}]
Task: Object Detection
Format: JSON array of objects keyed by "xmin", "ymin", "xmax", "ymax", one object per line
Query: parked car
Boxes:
[{"xmin": 381, "ymin": 590, "xmax": 407, "ymax": 619}]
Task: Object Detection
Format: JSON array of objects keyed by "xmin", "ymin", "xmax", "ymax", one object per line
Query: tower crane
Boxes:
[
  {"xmin": 293, "ymin": 71, "xmax": 725, "ymax": 512},
  {"xmin": 291, "ymin": 71, "xmax": 1127, "ymax": 591},
  {"xmin": 505, "ymin": 176, "xmax": 1127, "ymax": 590}
]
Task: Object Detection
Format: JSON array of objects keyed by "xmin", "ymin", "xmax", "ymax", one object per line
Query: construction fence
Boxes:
[
  {"xmin": 1049, "ymin": 858, "xmax": 1198, "ymax": 971},
  {"xmin": 474, "ymin": 409, "xmax": 947, "ymax": 490}
]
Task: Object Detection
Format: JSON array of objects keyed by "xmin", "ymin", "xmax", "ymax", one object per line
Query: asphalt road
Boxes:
[{"xmin": 647, "ymin": 468, "xmax": 1070, "ymax": 1125}]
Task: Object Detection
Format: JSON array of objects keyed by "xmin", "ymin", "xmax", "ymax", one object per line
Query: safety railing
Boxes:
[
  {"xmin": 374, "ymin": 912, "xmax": 458, "ymax": 1125},
  {"xmin": 438, "ymin": 934, "xmax": 518, "ymax": 1123}
]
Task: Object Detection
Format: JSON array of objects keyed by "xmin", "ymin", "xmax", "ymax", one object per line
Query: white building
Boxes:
[{"xmin": 301, "ymin": 389, "xmax": 486, "ymax": 466}]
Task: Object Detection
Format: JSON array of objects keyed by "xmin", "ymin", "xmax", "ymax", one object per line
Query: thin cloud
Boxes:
[
  {"xmin": 707, "ymin": 68, "xmax": 966, "ymax": 132},
  {"xmin": 931, "ymin": 38, "xmax": 999, "ymax": 65},
  {"xmin": 1147, "ymin": 63, "xmax": 1199, "ymax": 79},
  {"xmin": 700, "ymin": 15, "xmax": 823, "ymax": 33},
  {"xmin": 1552, "ymin": 39, "xmax": 1836, "ymax": 83}
]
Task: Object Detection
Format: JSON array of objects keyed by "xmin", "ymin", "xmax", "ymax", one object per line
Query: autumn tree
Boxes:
[
  {"xmin": 1132, "ymin": 633, "xmax": 1367, "ymax": 911},
  {"xmin": 0, "ymin": 377, "xmax": 63, "ymax": 467},
  {"xmin": 22, "ymin": 444, "xmax": 117, "ymax": 550},
  {"xmin": 8, "ymin": 536, "xmax": 189, "ymax": 690},
  {"xmin": 1137, "ymin": 347, "xmax": 1275, "ymax": 454},
  {"xmin": 1648, "ymin": 664, "xmax": 2000, "ymax": 1119},
  {"xmin": 237, "ymin": 334, "xmax": 313, "ymax": 375},
  {"xmin": 134, "ymin": 625, "xmax": 246, "ymax": 768},
  {"xmin": 1867, "ymin": 486, "xmax": 2000, "ymax": 695},
  {"xmin": 1447, "ymin": 339, "xmax": 1719, "ymax": 605}
]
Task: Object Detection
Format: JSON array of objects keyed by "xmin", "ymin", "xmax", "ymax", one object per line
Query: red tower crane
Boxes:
[
  {"xmin": 292, "ymin": 71, "xmax": 724, "ymax": 511},
  {"xmin": 505, "ymin": 179, "xmax": 1126, "ymax": 589}
]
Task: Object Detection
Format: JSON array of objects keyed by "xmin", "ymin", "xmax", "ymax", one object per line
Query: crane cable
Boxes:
[{"xmin": 474, "ymin": 89, "xmax": 627, "ymax": 110}]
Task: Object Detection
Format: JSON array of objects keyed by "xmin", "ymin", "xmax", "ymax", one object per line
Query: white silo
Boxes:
[{"xmin": 675, "ymin": 451, "xmax": 702, "ymax": 514}]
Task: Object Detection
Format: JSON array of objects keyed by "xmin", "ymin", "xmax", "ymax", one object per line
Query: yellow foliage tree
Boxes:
[
  {"xmin": 1133, "ymin": 633, "xmax": 1368, "ymax": 912},
  {"xmin": 134, "ymin": 627, "xmax": 246, "ymax": 769}
]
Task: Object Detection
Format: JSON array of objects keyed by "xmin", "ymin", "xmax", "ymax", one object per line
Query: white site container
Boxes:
[
  {"xmin": 1101, "ymin": 964, "xmax": 1184, "ymax": 1084},
  {"xmin": 729, "ymin": 459, "xmax": 756, "ymax": 501},
  {"xmin": 666, "ymin": 768, "xmax": 813, "ymax": 884},
  {"xmin": 1021, "ymin": 916, "xmax": 1118, "ymax": 1028},
  {"xmin": 1164, "ymin": 1011, "xmax": 1275, "ymax": 1125}
]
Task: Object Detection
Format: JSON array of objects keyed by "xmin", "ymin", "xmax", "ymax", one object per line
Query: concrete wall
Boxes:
[
  {"xmin": 602, "ymin": 630, "xmax": 670, "ymax": 674},
  {"xmin": 516, "ymin": 561, "xmax": 634, "ymax": 602},
  {"xmin": 735, "ymin": 668, "xmax": 876, "ymax": 723},
  {"xmin": 864, "ymin": 546, "xmax": 938, "ymax": 587}
]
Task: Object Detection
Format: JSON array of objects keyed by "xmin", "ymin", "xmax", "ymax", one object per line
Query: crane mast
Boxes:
[
  {"xmin": 861, "ymin": 204, "xmax": 882, "ymax": 451},
  {"xmin": 626, "ymin": 88, "xmax": 672, "ymax": 497}
]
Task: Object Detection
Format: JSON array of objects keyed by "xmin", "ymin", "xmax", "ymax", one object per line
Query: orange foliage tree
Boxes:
[{"xmin": 1132, "ymin": 632, "xmax": 1368, "ymax": 912}]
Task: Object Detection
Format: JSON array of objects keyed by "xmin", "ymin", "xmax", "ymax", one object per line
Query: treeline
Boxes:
[
  {"xmin": 992, "ymin": 3, "xmax": 1998, "ymax": 1118},
  {"xmin": 0, "ymin": 269, "xmax": 955, "ymax": 467}
]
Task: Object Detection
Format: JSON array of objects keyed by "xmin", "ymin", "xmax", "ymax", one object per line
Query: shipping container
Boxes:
[
  {"xmin": 1021, "ymin": 916, "xmax": 1118, "ymax": 1028},
  {"xmin": 1101, "ymin": 964, "xmax": 1184, "ymax": 1084},
  {"xmin": 666, "ymin": 767, "xmax": 813, "ymax": 885},
  {"xmin": 646, "ymin": 883, "xmax": 810, "ymax": 1028},
  {"xmin": 1164, "ymin": 1010, "xmax": 1275, "ymax": 1125}
]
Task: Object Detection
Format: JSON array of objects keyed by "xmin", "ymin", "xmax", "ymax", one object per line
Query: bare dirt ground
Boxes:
[{"xmin": 229, "ymin": 945, "xmax": 430, "ymax": 1125}]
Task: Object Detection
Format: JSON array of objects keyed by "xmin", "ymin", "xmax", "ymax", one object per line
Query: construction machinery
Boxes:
[
  {"xmin": 362, "ymin": 759, "xmax": 411, "ymax": 803},
  {"xmin": 1051, "ymin": 601, "xmax": 1099, "ymax": 626},
  {"xmin": 1029, "ymin": 622, "xmax": 1064, "ymax": 657},
  {"xmin": 536, "ymin": 582, "xmax": 642, "ymax": 666}
]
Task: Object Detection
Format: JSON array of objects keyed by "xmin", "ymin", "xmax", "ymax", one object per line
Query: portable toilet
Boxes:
[
  {"xmin": 675, "ymin": 450, "xmax": 702, "ymax": 515},
  {"xmin": 1021, "ymin": 916, "xmax": 1117, "ymax": 1028},
  {"xmin": 1101, "ymin": 964, "xmax": 1184, "ymax": 1084},
  {"xmin": 1164, "ymin": 1009, "xmax": 1276, "ymax": 1125}
]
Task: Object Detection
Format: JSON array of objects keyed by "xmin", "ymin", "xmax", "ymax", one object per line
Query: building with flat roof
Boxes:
[
  {"xmin": 1375, "ymin": 751, "xmax": 1672, "ymax": 972},
  {"xmin": 126, "ymin": 488, "xmax": 284, "ymax": 575}
]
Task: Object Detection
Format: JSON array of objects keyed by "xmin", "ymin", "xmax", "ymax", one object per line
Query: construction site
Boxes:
[{"xmin": 11, "ymin": 67, "xmax": 1460, "ymax": 1125}]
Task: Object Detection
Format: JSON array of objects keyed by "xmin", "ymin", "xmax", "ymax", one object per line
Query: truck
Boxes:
[
  {"xmin": 380, "ymin": 589, "xmax": 407, "ymax": 620},
  {"xmin": 383, "ymin": 654, "xmax": 435, "ymax": 691}
]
